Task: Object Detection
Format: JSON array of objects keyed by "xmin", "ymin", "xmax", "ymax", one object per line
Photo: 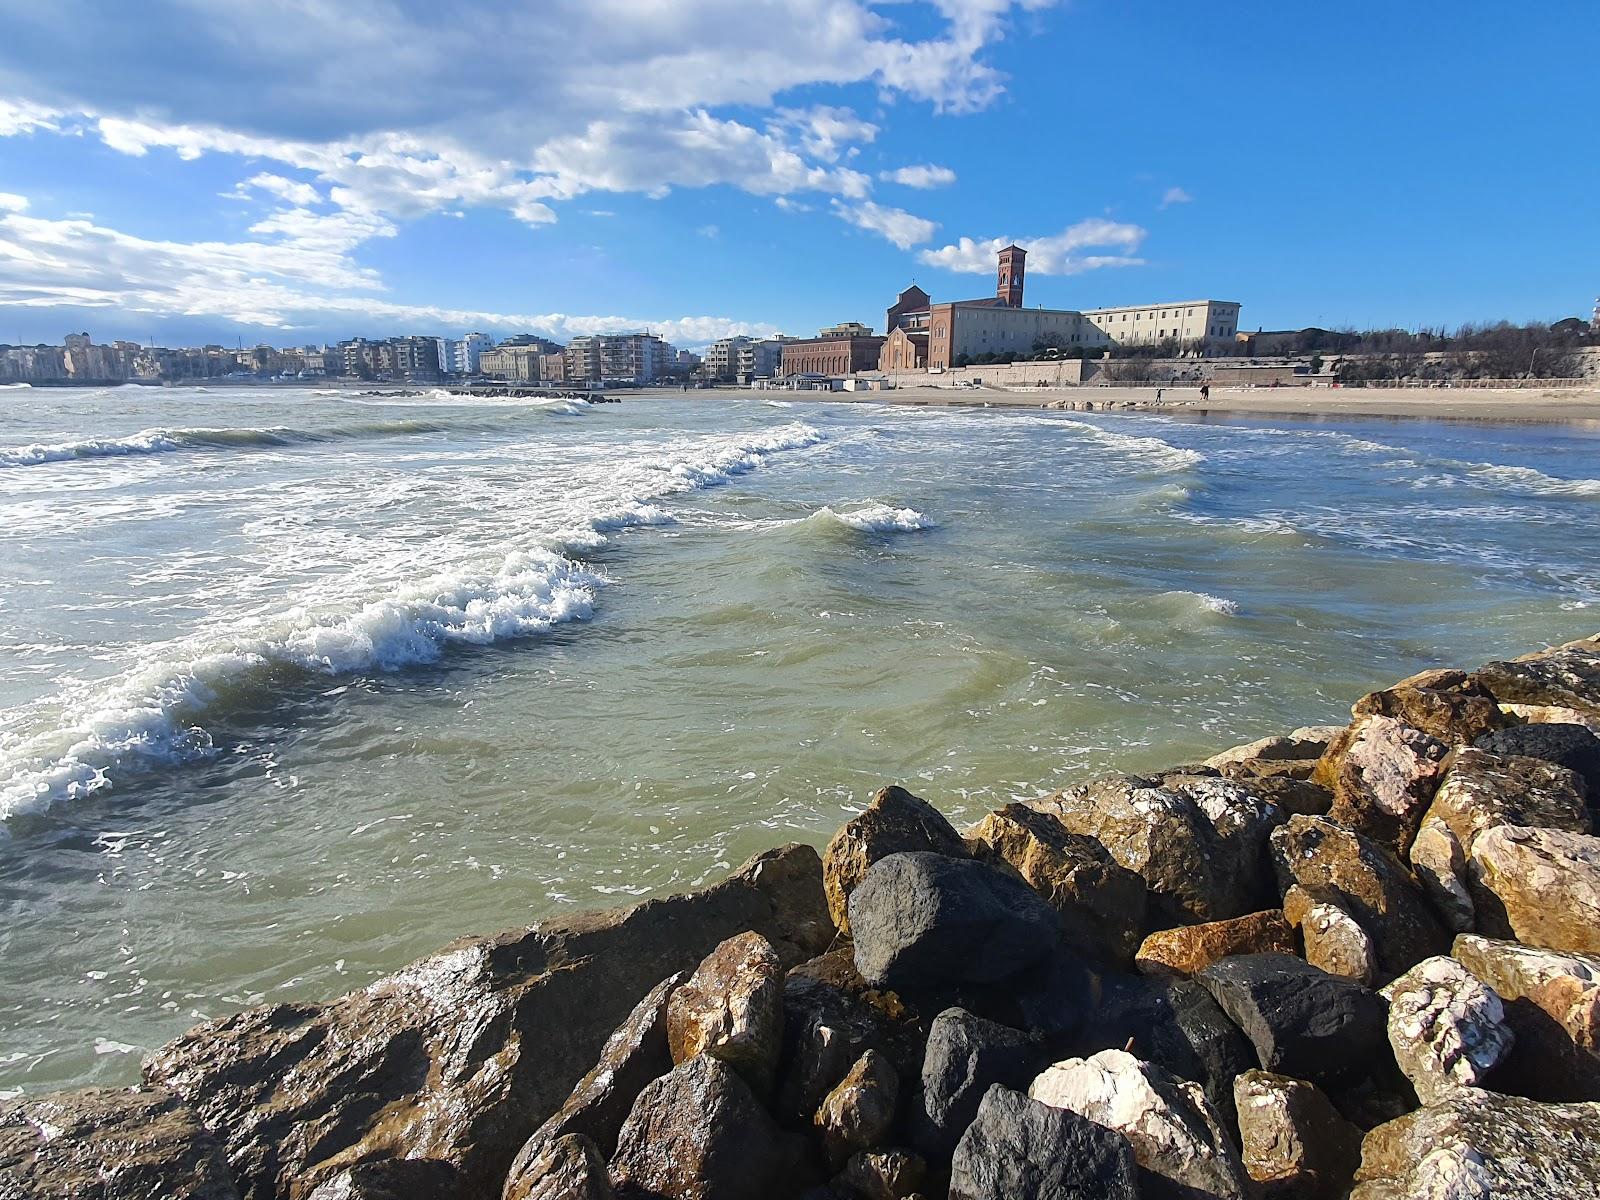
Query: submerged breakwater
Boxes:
[{"xmin": 2, "ymin": 385, "xmax": 1600, "ymax": 1104}]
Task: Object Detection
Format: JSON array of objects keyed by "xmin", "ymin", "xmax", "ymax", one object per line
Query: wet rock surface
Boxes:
[
  {"xmin": 813, "ymin": 1050, "xmax": 898, "ymax": 1170},
  {"xmin": 0, "ymin": 1086, "xmax": 240, "ymax": 1200},
  {"xmin": 666, "ymin": 932, "xmax": 785, "ymax": 1096},
  {"xmin": 502, "ymin": 1135, "xmax": 612, "ymax": 1200},
  {"xmin": 948, "ymin": 1084, "xmax": 1139, "ymax": 1200}
]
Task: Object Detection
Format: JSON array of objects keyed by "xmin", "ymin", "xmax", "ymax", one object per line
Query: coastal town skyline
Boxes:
[{"xmin": 1, "ymin": 0, "xmax": 1595, "ymax": 350}]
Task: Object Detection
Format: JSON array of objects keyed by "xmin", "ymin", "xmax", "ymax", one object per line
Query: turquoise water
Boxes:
[{"xmin": 1, "ymin": 384, "xmax": 1596, "ymax": 1094}]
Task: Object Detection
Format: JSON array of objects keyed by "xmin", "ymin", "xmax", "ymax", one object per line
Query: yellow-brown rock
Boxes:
[{"xmin": 1134, "ymin": 910, "xmax": 1294, "ymax": 979}]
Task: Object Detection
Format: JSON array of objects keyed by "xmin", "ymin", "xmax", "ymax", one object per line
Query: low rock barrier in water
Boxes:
[{"xmin": 4, "ymin": 635, "xmax": 1600, "ymax": 1199}]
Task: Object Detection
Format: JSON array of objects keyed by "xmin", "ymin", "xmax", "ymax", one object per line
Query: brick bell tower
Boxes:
[{"xmin": 997, "ymin": 244, "xmax": 1026, "ymax": 307}]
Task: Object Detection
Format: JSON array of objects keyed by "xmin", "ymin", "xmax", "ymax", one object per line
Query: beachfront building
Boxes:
[
  {"xmin": 703, "ymin": 335, "xmax": 750, "ymax": 380},
  {"xmin": 1082, "ymin": 300, "xmax": 1240, "ymax": 350},
  {"xmin": 780, "ymin": 323, "xmax": 886, "ymax": 377},
  {"xmin": 738, "ymin": 338, "xmax": 787, "ymax": 380},
  {"xmin": 562, "ymin": 333, "xmax": 677, "ymax": 384},
  {"xmin": 875, "ymin": 246, "xmax": 1242, "ymax": 370}
]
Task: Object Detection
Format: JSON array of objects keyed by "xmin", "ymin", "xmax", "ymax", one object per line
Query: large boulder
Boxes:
[
  {"xmin": 1270, "ymin": 815, "xmax": 1448, "ymax": 984},
  {"xmin": 506, "ymin": 970, "xmax": 683, "ymax": 1186},
  {"xmin": 1196, "ymin": 953, "xmax": 1389, "ymax": 1089},
  {"xmin": 306, "ymin": 1160, "xmax": 460, "ymax": 1200},
  {"xmin": 1035, "ymin": 774, "xmax": 1280, "ymax": 926},
  {"xmin": 0, "ymin": 1086, "xmax": 239, "ymax": 1200},
  {"xmin": 1282, "ymin": 885, "xmax": 1378, "ymax": 985},
  {"xmin": 822, "ymin": 786, "xmax": 968, "ymax": 934},
  {"xmin": 1350, "ymin": 1088, "xmax": 1600, "ymax": 1200},
  {"xmin": 967, "ymin": 803, "xmax": 1148, "ymax": 965},
  {"xmin": 949, "ymin": 1085, "xmax": 1139, "ymax": 1200},
  {"xmin": 1469, "ymin": 826, "xmax": 1600, "ymax": 954},
  {"xmin": 814, "ymin": 1050, "xmax": 898, "ymax": 1170},
  {"xmin": 1349, "ymin": 673, "xmax": 1504, "ymax": 745},
  {"xmin": 1452, "ymin": 934, "xmax": 1600, "ymax": 1100},
  {"xmin": 847, "ymin": 853, "xmax": 1061, "ymax": 990},
  {"xmin": 1233, "ymin": 1070, "xmax": 1362, "ymax": 1200},
  {"xmin": 1205, "ymin": 726, "xmax": 1343, "ymax": 777},
  {"xmin": 1475, "ymin": 722, "xmax": 1600, "ymax": 800},
  {"xmin": 502, "ymin": 1135, "xmax": 612, "ymax": 1200},
  {"xmin": 143, "ymin": 844, "xmax": 831, "ymax": 1200},
  {"xmin": 608, "ymin": 1056, "xmax": 803, "ymax": 1200},
  {"xmin": 1379, "ymin": 956, "xmax": 1513, "ymax": 1102},
  {"xmin": 1470, "ymin": 644, "xmax": 1600, "ymax": 720},
  {"xmin": 1321, "ymin": 715, "xmax": 1449, "ymax": 856},
  {"xmin": 667, "ymin": 932, "xmax": 785, "ymax": 1096},
  {"xmin": 911, "ymin": 1008, "xmax": 1041, "ymax": 1162},
  {"xmin": 1030, "ymin": 1049, "xmax": 1250, "ymax": 1200},
  {"xmin": 1071, "ymin": 974, "xmax": 1257, "ymax": 1135},
  {"xmin": 1134, "ymin": 910, "xmax": 1295, "ymax": 980},
  {"xmin": 835, "ymin": 1148, "xmax": 926, "ymax": 1200}
]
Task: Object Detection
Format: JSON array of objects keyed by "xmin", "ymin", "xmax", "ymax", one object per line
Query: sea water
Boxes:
[{"xmin": 2, "ymin": 384, "xmax": 1597, "ymax": 1095}]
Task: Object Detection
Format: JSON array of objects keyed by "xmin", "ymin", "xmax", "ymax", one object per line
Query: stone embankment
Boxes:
[{"xmin": 7, "ymin": 636, "xmax": 1600, "ymax": 1199}]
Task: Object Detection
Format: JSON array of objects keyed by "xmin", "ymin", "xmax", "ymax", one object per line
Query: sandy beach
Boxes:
[{"xmin": 727, "ymin": 382, "xmax": 1600, "ymax": 425}]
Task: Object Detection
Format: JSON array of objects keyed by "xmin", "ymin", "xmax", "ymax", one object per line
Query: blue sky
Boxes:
[{"xmin": 0, "ymin": 0, "xmax": 1594, "ymax": 350}]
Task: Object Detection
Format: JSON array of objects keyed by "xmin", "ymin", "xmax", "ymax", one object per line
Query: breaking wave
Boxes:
[
  {"xmin": 1057, "ymin": 420, "xmax": 1204, "ymax": 474},
  {"xmin": 808, "ymin": 503, "xmax": 935, "ymax": 533},
  {"xmin": 0, "ymin": 420, "xmax": 453, "ymax": 468},
  {"xmin": 0, "ymin": 422, "xmax": 827, "ymax": 824}
]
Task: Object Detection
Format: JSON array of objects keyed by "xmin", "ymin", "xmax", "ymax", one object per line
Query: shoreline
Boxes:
[{"xmin": 6, "ymin": 632, "xmax": 1599, "ymax": 1198}]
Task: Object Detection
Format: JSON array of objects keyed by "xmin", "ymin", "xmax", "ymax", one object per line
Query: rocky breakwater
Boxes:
[{"xmin": 6, "ymin": 635, "xmax": 1600, "ymax": 1199}]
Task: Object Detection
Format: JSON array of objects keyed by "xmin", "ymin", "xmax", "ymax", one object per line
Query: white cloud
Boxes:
[
  {"xmin": 774, "ymin": 197, "xmax": 813, "ymax": 213},
  {"xmin": 0, "ymin": 193, "xmax": 28, "ymax": 213},
  {"xmin": 697, "ymin": 224, "xmax": 720, "ymax": 238},
  {"xmin": 238, "ymin": 173, "xmax": 322, "ymax": 208},
  {"xmin": 831, "ymin": 199, "xmax": 938, "ymax": 249},
  {"xmin": 0, "ymin": 99, "xmax": 61, "ymax": 137},
  {"xmin": 918, "ymin": 219, "xmax": 1148, "ymax": 274},
  {"xmin": 771, "ymin": 106, "xmax": 878, "ymax": 162},
  {"xmin": 1160, "ymin": 186, "xmax": 1193, "ymax": 208},
  {"xmin": 880, "ymin": 164, "xmax": 958, "ymax": 189},
  {"xmin": 0, "ymin": 208, "xmax": 774, "ymax": 346}
]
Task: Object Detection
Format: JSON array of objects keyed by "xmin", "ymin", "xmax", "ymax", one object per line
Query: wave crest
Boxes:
[{"xmin": 0, "ymin": 419, "xmax": 452, "ymax": 468}]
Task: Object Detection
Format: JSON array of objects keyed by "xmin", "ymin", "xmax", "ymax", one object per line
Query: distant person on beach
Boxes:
[
  {"xmin": 1156, "ymin": 387, "xmax": 1164, "ymax": 403},
  {"xmin": 1200, "ymin": 383, "xmax": 1210, "ymax": 401}
]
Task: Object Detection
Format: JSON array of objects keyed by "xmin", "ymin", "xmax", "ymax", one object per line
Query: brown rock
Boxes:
[
  {"xmin": 1350, "ymin": 1089, "xmax": 1600, "ymax": 1200},
  {"xmin": 823, "ymin": 786, "xmax": 968, "ymax": 935},
  {"xmin": 835, "ymin": 1149, "xmax": 926, "ymax": 1200},
  {"xmin": 1500, "ymin": 702, "xmax": 1600, "ymax": 735},
  {"xmin": 1233, "ymin": 1069, "xmax": 1363, "ymax": 1199},
  {"xmin": 1408, "ymin": 815, "xmax": 1476, "ymax": 933},
  {"xmin": 1323, "ymin": 715, "xmax": 1449, "ymax": 856},
  {"xmin": 667, "ymin": 932, "xmax": 785, "ymax": 1097},
  {"xmin": 1134, "ymin": 910, "xmax": 1294, "ymax": 979},
  {"xmin": 305, "ymin": 1159, "xmax": 459, "ymax": 1199},
  {"xmin": 1270, "ymin": 815, "xmax": 1448, "ymax": 985},
  {"xmin": 0, "ymin": 1086, "xmax": 239, "ymax": 1200},
  {"xmin": 1283, "ymin": 885, "xmax": 1378, "ymax": 985},
  {"xmin": 1205, "ymin": 726, "xmax": 1343, "ymax": 778},
  {"xmin": 502, "ymin": 1134, "xmax": 612, "ymax": 1200},
  {"xmin": 143, "ymin": 844, "xmax": 830, "ymax": 1200},
  {"xmin": 1470, "ymin": 645, "xmax": 1600, "ymax": 719},
  {"xmin": 1469, "ymin": 826, "xmax": 1600, "ymax": 954},
  {"xmin": 608, "ymin": 1055, "xmax": 804, "ymax": 1200},
  {"xmin": 814, "ymin": 1050, "xmax": 899, "ymax": 1169},
  {"xmin": 507, "ymin": 970, "xmax": 684, "ymax": 1185},
  {"xmin": 967, "ymin": 803, "xmax": 1148, "ymax": 965},
  {"xmin": 1350, "ymin": 680, "xmax": 1503, "ymax": 745}
]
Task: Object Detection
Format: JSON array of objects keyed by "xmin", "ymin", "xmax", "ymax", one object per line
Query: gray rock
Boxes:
[
  {"xmin": 1196, "ymin": 953, "xmax": 1389, "ymax": 1088},
  {"xmin": 1380, "ymin": 956, "xmax": 1513, "ymax": 1102},
  {"xmin": 948, "ymin": 1084, "xmax": 1139, "ymax": 1200},
  {"xmin": 823, "ymin": 786, "xmax": 968, "ymax": 935},
  {"xmin": 1030, "ymin": 1049, "xmax": 1250, "ymax": 1200},
  {"xmin": 608, "ymin": 1055, "xmax": 803, "ymax": 1200},
  {"xmin": 1233, "ymin": 1070, "xmax": 1362, "ymax": 1199},
  {"xmin": 1351, "ymin": 1088, "xmax": 1600, "ymax": 1199},
  {"xmin": 912, "ymin": 1008, "xmax": 1041, "ymax": 1162},
  {"xmin": 0, "ymin": 1086, "xmax": 239, "ymax": 1200},
  {"xmin": 1470, "ymin": 645, "xmax": 1600, "ymax": 720},
  {"xmin": 1475, "ymin": 722, "xmax": 1600, "ymax": 800},
  {"xmin": 143, "ymin": 843, "xmax": 831, "ymax": 1200},
  {"xmin": 847, "ymin": 853, "xmax": 1061, "ymax": 990}
]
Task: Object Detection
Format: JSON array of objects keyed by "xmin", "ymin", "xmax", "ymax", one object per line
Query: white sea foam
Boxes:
[
  {"xmin": 1161, "ymin": 589, "xmax": 1240, "ymax": 615},
  {"xmin": 0, "ymin": 421, "xmax": 827, "ymax": 823},
  {"xmin": 810, "ymin": 503, "xmax": 935, "ymax": 533},
  {"xmin": 1057, "ymin": 420, "xmax": 1204, "ymax": 474},
  {"xmin": 0, "ymin": 420, "xmax": 451, "ymax": 468},
  {"xmin": 0, "ymin": 381, "xmax": 32, "ymax": 389}
]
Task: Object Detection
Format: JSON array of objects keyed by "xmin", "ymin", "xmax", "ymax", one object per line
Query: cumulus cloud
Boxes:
[
  {"xmin": 831, "ymin": 199, "xmax": 938, "ymax": 249},
  {"xmin": 1160, "ymin": 186, "xmax": 1193, "ymax": 208},
  {"xmin": 0, "ymin": 193, "xmax": 28, "ymax": 212},
  {"xmin": 880, "ymin": 164, "xmax": 958, "ymax": 189},
  {"xmin": 0, "ymin": 99, "xmax": 61, "ymax": 137},
  {"xmin": 918, "ymin": 219, "xmax": 1147, "ymax": 275},
  {"xmin": 235, "ymin": 173, "xmax": 322, "ymax": 208},
  {"xmin": 0, "ymin": 207, "xmax": 774, "ymax": 346}
]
